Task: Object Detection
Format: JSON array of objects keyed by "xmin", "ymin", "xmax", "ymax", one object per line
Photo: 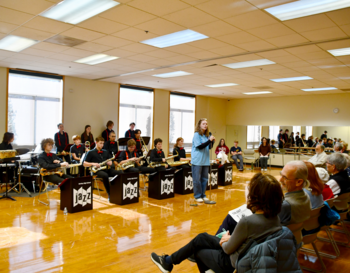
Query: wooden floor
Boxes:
[{"xmin": 1, "ymin": 168, "xmax": 350, "ymax": 273}]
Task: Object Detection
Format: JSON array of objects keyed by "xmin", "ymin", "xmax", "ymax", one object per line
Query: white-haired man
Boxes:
[{"xmin": 308, "ymin": 145, "xmax": 328, "ymax": 167}]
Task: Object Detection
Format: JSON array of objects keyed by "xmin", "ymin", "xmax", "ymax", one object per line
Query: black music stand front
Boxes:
[
  {"xmin": 141, "ymin": 136, "xmax": 150, "ymax": 146},
  {"xmin": 118, "ymin": 137, "xmax": 131, "ymax": 151},
  {"xmin": 0, "ymin": 157, "xmax": 20, "ymax": 201}
]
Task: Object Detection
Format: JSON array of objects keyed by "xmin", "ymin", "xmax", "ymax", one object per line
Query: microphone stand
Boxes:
[{"xmin": 204, "ymin": 136, "xmax": 216, "ymax": 205}]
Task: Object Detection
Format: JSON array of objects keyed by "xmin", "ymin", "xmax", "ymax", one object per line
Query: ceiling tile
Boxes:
[
  {"xmin": 191, "ymin": 20, "xmax": 241, "ymax": 37},
  {"xmin": 266, "ymin": 34, "xmax": 309, "ymax": 47},
  {"xmin": 11, "ymin": 26, "xmax": 54, "ymax": 40},
  {"xmin": 286, "ymin": 45, "xmax": 324, "ymax": 55},
  {"xmin": 19, "ymin": 48, "xmax": 54, "ymax": 57},
  {"xmin": 103, "ymin": 48, "xmax": 137, "ymax": 58},
  {"xmin": 119, "ymin": 43, "xmax": 156, "ymax": 53},
  {"xmin": 0, "ymin": 21, "xmax": 18, "ymax": 34},
  {"xmin": 209, "ymin": 45, "xmax": 246, "ymax": 55},
  {"xmin": 0, "ymin": 0, "xmax": 54, "ymax": 15},
  {"xmin": 248, "ymin": 23, "xmax": 296, "ymax": 39},
  {"xmin": 99, "ymin": 5, "xmax": 157, "ymax": 26},
  {"xmin": 23, "ymin": 16, "xmax": 72, "ymax": 34},
  {"xmin": 326, "ymin": 8, "xmax": 350, "ymax": 26},
  {"xmin": 61, "ymin": 27, "xmax": 105, "ymax": 41},
  {"xmin": 61, "ymin": 48, "xmax": 95, "ymax": 58},
  {"xmin": 283, "ymin": 14, "xmax": 337, "ymax": 32},
  {"xmin": 92, "ymin": 35, "xmax": 133, "ymax": 47},
  {"xmin": 165, "ymin": 55, "xmax": 197, "ymax": 63},
  {"xmin": 127, "ymin": 54, "xmax": 158, "ymax": 62},
  {"xmin": 196, "ymin": 0, "xmax": 257, "ymax": 19},
  {"xmin": 180, "ymin": 0, "xmax": 211, "ymax": 4},
  {"xmin": 0, "ymin": 7, "xmax": 33, "ymax": 25},
  {"xmin": 247, "ymin": 0, "xmax": 296, "ymax": 9},
  {"xmin": 340, "ymin": 24, "xmax": 350, "ymax": 36},
  {"xmin": 216, "ymin": 31, "xmax": 260, "ymax": 45},
  {"xmin": 112, "ymin": 27, "xmax": 158, "ymax": 42},
  {"xmin": 145, "ymin": 49, "xmax": 179, "ymax": 58},
  {"xmin": 189, "ymin": 38, "xmax": 229, "ymax": 50},
  {"xmin": 31, "ymin": 41, "xmax": 70, "ymax": 52},
  {"xmin": 135, "ymin": 18, "xmax": 185, "ymax": 36},
  {"xmin": 128, "ymin": 0, "xmax": 190, "ymax": 16},
  {"xmin": 74, "ymin": 42, "xmax": 113, "ymax": 53},
  {"xmin": 298, "ymin": 51, "xmax": 333, "ymax": 61},
  {"xmin": 317, "ymin": 39, "xmax": 350, "ymax": 50},
  {"xmin": 235, "ymin": 40, "xmax": 276, "ymax": 51},
  {"xmin": 300, "ymin": 27, "xmax": 347, "ymax": 41},
  {"xmin": 49, "ymin": 53, "xmax": 79, "ymax": 62},
  {"xmin": 78, "ymin": 17, "xmax": 129, "ymax": 34},
  {"xmin": 165, "ymin": 44, "xmax": 201, "ymax": 54},
  {"xmin": 163, "ymin": 7, "xmax": 217, "ymax": 28},
  {"xmin": 187, "ymin": 50, "xmax": 221, "ymax": 59},
  {"xmin": 225, "ymin": 10, "xmax": 278, "ymax": 30}
]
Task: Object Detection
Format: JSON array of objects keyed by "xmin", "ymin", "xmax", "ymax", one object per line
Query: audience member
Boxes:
[
  {"xmin": 334, "ymin": 142, "xmax": 343, "ymax": 153},
  {"xmin": 230, "ymin": 141, "xmax": 243, "ymax": 171},
  {"xmin": 277, "ymin": 129, "xmax": 284, "ymax": 148},
  {"xmin": 151, "ymin": 173, "xmax": 284, "ymax": 273},
  {"xmin": 303, "ymin": 162, "xmax": 324, "ymax": 209},
  {"xmin": 307, "ymin": 136, "xmax": 314, "ymax": 147},
  {"xmin": 316, "ymin": 167, "xmax": 334, "ymax": 200},
  {"xmin": 296, "ymin": 134, "xmax": 306, "ymax": 147},
  {"xmin": 271, "ymin": 140, "xmax": 277, "ymax": 152},
  {"xmin": 295, "ymin": 132, "xmax": 300, "ymax": 141},
  {"xmin": 216, "ymin": 161, "xmax": 311, "ymax": 235},
  {"xmin": 320, "ymin": 131, "xmax": 327, "ymax": 140},
  {"xmin": 215, "ymin": 138, "xmax": 229, "ymax": 156},
  {"xmin": 308, "ymin": 145, "xmax": 328, "ymax": 167},
  {"xmin": 326, "ymin": 153, "xmax": 350, "ymax": 196},
  {"xmin": 325, "ymin": 139, "xmax": 334, "ymax": 148},
  {"xmin": 258, "ymin": 137, "xmax": 270, "ymax": 172},
  {"xmin": 289, "ymin": 132, "xmax": 295, "ymax": 146},
  {"xmin": 283, "ymin": 129, "xmax": 289, "ymax": 144},
  {"xmin": 341, "ymin": 142, "xmax": 348, "ymax": 154}
]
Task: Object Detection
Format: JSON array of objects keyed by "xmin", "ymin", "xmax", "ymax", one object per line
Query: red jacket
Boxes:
[{"xmin": 215, "ymin": 145, "xmax": 229, "ymax": 155}]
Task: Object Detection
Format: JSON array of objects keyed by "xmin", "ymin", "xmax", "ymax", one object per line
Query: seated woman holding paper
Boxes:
[
  {"xmin": 150, "ymin": 173, "xmax": 283, "ymax": 273},
  {"xmin": 259, "ymin": 137, "xmax": 271, "ymax": 172}
]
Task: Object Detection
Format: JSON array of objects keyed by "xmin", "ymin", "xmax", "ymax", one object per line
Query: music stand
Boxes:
[
  {"xmin": 58, "ymin": 144, "xmax": 73, "ymax": 155},
  {"xmin": 141, "ymin": 136, "xmax": 150, "ymax": 146},
  {"xmin": 0, "ymin": 157, "xmax": 20, "ymax": 201},
  {"xmin": 118, "ymin": 137, "xmax": 131, "ymax": 151}
]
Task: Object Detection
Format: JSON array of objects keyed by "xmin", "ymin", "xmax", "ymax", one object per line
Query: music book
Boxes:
[{"xmin": 228, "ymin": 204, "xmax": 253, "ymax": 223}]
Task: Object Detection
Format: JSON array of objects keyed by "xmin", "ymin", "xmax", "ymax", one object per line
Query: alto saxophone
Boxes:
[{"xmin": 149, "ymin": 151, "xmax": 179, "ymax": 168}]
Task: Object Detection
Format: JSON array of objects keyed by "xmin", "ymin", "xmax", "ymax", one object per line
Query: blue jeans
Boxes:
[
  {"xmin": 231, "ymin": 154, "xmax": 243, "ymax": 169},
  {"xmin": 192, "ymin": 165, "xmax": 209, "ymax": 199}
]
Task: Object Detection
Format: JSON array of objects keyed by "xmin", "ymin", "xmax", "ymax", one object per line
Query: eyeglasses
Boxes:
[{"xmin": 280, "ymin": 171, "xmax": 296, "ymax": 181}]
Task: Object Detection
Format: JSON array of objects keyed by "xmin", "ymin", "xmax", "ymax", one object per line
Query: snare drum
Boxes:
[{"xmin": 0, "ymin": 150, "xmax": 17, "ymax": 159}]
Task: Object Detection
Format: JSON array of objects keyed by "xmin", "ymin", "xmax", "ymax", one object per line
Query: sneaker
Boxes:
[
  {"xmin": 239, "ymin": 169, "xmax": 243, "ymax": 171},
  {"xmin": 151, "ymin": 253, "xmax": 173, "ymax": 273},
  {"xmin": 265, "ymin": 169, "xmax": 268, "ymax": 171},
  {"xmin": 261, "ymin": 168, "xmax": 264, "ymax": 172},
  {"xmin": 203, "ymin": 197, "xmax": 209, "ymax": 201},
  {"xmin": 195, "ymin": 198, "xmax": 203, "ymax": 202}
]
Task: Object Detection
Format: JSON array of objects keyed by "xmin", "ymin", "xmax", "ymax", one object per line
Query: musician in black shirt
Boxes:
[
  {"xmin": 134, "ymin": 129, "xmax": 143, "ymax": 157},
  {"xmin": 38, "ymin": 138, "xmax": 72, "ymax": 184},
  {"xmin": 103, "ymin": 131, "xmax": 119, "ymax": 168},
  {"xmin": 54, "ymin": 123, "xmax": 71, "ymax": 174},
  {"xmin": 70, "ymin": 135, "xmax": 86, "ymax": 177},
  {"xmin": 125, "ymin": 122, "xmax": 135, "ymax": 139},
  {"xmin": 117, "ymin": 139, "xmax": 141, "ymax": 173},
  {"xmin": 172, "ymin": 137, "xmax": 191, "ymax": 169},
  {"xmin": 0, "ymin": 132, "xmax": 14, "ymax": 150},
  {"xmin": 84, "ymin": 137, "xmax": 123, "ymax": 198},
  {"xmin": 101, "ymin": 120, "xmax": 115, "ymax": 141},
  {"xmin": 150, "ymin": 138, "xmax": 174, "ymax": 172},
  {"xmin": 81, "ymin": 125, "xmax": 94, "ymax": 144}
]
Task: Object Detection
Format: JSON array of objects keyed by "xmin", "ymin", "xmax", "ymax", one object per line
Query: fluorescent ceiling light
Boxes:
[
  {"xmin": 223, "ymin": 59, "xmax": 275, "ymax": 69},
  {"xmin": 265, "ymin": 0, "xmax": 350, "ymax": 21},
  {"xmin": 141, "ymin": 29, "xmax": 208, "ymax": 48},
  {"xmin": 327, "ymin": 47, "xmax": 350, "ymax": 56},
  {"xmin": 0, "ymin": 35, "xmax": 39, "ymax": 52},
  {"xmin": 153, "ymin": 71, "xmax": 192, "ymax": 78},
  {"xmin": 271, "ymin": 76, "xmax": 313, "ymax": 82},
  {"xmin": 75, "ymin": 54, "xmax": 118, "ymax": 65},
  {"xmin": 302, "ymin": 87, "xmax": 337, "ymax": 91},
  {"xmin": 41, "ymin": 0, "xmax": 120, "ymax": 24},
  {"xmin": 206, "ymin": 83, "xmax": 239, "ymax": 88},
  {"xmin": 243, "ymin": 91, "xmax": 272, "ymax": 95}
]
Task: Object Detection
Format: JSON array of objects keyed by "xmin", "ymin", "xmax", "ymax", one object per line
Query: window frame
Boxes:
[
  {"xmin": 6, "ymin": 69, "xmax": 64, "ymax": 147},
  {"xmin": 268, "ymin": 126, "xmax": 280, "ymax": 141},
  {"xmin": 246, "ymin": 125, "xmax": 262, "ymax": 149}
]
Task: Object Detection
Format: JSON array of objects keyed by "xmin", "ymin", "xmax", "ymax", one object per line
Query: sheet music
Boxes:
[{"xmin": 228, "ymin": 204, "xmax": 253, "ymax": 223}]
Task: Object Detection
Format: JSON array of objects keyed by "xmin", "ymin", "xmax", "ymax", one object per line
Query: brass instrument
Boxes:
[
  {"xmin": 140, "ymin": 136, "xmax": 149, "ymax": 164},
  {"xmin": 57, "ymin": 151, "xmax": 71, "ymax": 156},
  {"xmin": 168, "ymin": 161, "xmax": 191, "ymax": 167},
  {"xmin": 149, "ymin": 152, "xmax": 179, "ymax": 168},
  {"xmin": 40, "ymin": 163, "xmax": 82, "ymax": 176},
  {"xmin": 120, "ymin": 155, "xmax": 145, "ymax": 170},
  {"xmin": 85, "ymin": 141, "xmax": 90, "ymax": 151},
  {"xmin": 91, "ymin": 154, "xmax": 115, "ymax": 173}
]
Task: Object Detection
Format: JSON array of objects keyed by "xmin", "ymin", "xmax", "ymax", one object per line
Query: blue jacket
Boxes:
[{"xmin": 235, "ymin": 227, "xmax": 302, "ymax": 273}]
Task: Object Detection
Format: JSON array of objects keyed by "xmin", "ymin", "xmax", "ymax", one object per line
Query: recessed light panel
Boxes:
[
  {"xmin": 141, "ymin": 29, "xmax": 208, "ymax": 48},
  {"xmin": 75, "ymin": 54, "xmax": 119, "ymax": 65},
  {"xmin": 271, "ymin": 76, "xmax": 313, "ymax": 82},
  {"xmin": 243, "ymin": 91, "xmax": 272, "ymax": 95},
  {"xmin": 206, "ymin": 83, "xmax": 239, "ymax": 88},
  {"xmin": 223, "ymin": 59, "xmax": 275, "ymax": 69},
  {"xmin": 0, "ymin": 35, "xmax": 39, "ymax": 52},
  {"xmin": 302, "ymin": 87, "xmax": 337, "ymax": 92},
  {"xmin": 41, "ymin": 0, "xmax": 120, "ymax": 24},
  {"xmin": 153, "ymin": 71, "xmax": 192, "ymax": 78},
  {"xmin": 265, "ymin": 0, "xmax": 350, "ymax": 21},
  {"xmin": 327, "ymin": 47, "xmax": 350, "ymax": 56}
]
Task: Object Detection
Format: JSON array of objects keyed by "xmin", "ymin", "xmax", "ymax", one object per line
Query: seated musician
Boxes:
[
  {"xmin": 0, "ymin": 132, "xmax": 14, "ymax": 150},
  {"xmin": 117, "ymin": 139, "xmax": 142, "ymax": 173},
  {"xmin": 38, "ymin": 138, "xmax": 73, "ymax": 184},
  {"xmin": 125, "ymin": 122, "xmax": 136, "ymax": 139},
  {"xmin": 54, "ymin": 123, "xmax": 71, "ymax": 174},
  {"xmin": 83, "ymin": 137, "xmax": 123, "ymax": 199},
  {"xmin": 103, "ymin": 131, "xmax": 119, "ymax": 168},
  {"xmin": 101, "ymin": 120, "xmax": 115, "ymax": 141},
  {"xmin": 70, "ymin": 135, "xmax": 86, "ymax": 177},
  {"xmin": 81, "ymin": 125, "xmax": 94, "ymax": 144},
  {"xmin": 150, "ymin": 138, "xmax": 174, "ymax": 172},
  {"xmin": 172, "ymin": 137, "xmax": 191, "ymax": 169}
]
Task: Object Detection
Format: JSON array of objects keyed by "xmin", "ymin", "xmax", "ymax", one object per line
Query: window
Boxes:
[
  {"xmin": 293, "ymin": 126, "xmax": 301, "ymax": 134},
  {"xmin": 169, "ymin": 93, "xmax": 195, "ymax": 153},
  {"xmin": 269, "ymin": 126, "xmax": 280, "ymax": 141},
  {"xmin": 118, "ymin": 85, "xmax": 153, "ymax": 148},
  {"xmin": 306, "ymin": 126, "xmax": 313, "ymax": 137},
  {"xmin": 247, "ymin": 126, "xmax": 261, "ymax": 149},
  {"xmin": 8, "ymin": 70, "xmax": 63, "ymax": 146}
]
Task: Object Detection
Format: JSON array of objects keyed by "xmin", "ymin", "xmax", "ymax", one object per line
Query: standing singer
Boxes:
[{"xmin": 191, "ymin": 118, "xmax": 215, "ymax": 203}]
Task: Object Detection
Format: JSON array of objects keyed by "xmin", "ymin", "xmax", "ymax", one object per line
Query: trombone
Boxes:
[{"xmin": 140, "ymin": 136, "xmax": 150, "ymax": 164}]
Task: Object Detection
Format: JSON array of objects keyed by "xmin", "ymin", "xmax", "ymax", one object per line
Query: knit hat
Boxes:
[{"xmin": 316, "ymin": 167, "xmax": 329, "ymax": 183}]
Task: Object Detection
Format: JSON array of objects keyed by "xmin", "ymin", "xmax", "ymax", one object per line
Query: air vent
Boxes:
[
  {"xmin": 340, "ymin": 88, "xmax": 350, "ymax": 92},
  {"xmin": 45, "ymin": 35, "xmax": 86, "ymax": 47},
  {"xmin": 253, "ymin": 86, "xmax": 273, "ymax": 90}
]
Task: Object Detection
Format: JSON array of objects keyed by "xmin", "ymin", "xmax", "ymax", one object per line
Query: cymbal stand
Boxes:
[{"xmin": 7, "ymin": 161, "xmax": 32, "ymax": 197}]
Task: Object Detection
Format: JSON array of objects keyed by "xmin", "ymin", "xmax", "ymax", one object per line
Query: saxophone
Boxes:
[
  {"xmin": 40, "ymin": 163, "xmax": 82, "ymax": 176},
  {"xmin": 91, "ymin": 153, "xmax": 115, "ymax": 173},
  {"xmin": 120, "ymin": 155, "xmax": 145, "ymax": 170},
  {"xmin": 149, "ymin": 151, "xmax": 179, "ymax": 168}
]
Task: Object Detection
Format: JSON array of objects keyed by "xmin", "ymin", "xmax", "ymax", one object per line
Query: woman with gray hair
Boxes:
[{"xmin": 326, "ymin": 153, "xmax": 350, "ymax": 196}]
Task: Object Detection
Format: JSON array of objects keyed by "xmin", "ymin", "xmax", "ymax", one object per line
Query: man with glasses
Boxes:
[
  {"xmin": 216, "ymin": 161, "xmax": 311, "ymax": 235},
  {"xmin": 308, "ymin": 145, "xmax": 328, "ymax": 167}
]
